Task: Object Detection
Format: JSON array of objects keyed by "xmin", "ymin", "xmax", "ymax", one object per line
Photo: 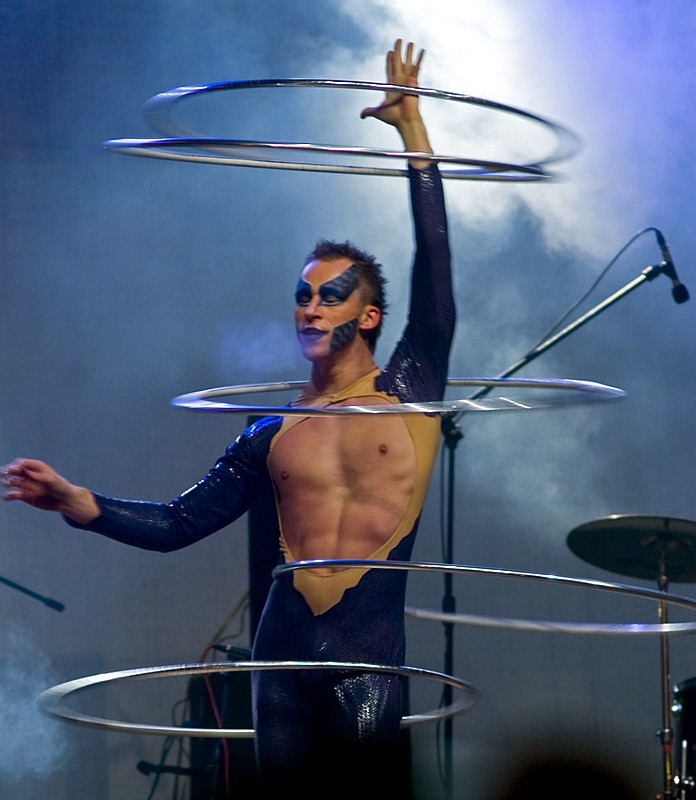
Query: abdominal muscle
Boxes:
[{"xmin": 268, "ymin": 398, "xmax": 417, "ymax": 575}]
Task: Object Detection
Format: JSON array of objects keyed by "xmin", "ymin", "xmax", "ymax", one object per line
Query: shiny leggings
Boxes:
[{"xmin": 251, "ymin": 562, "xmax": 413, "ymax": 797}]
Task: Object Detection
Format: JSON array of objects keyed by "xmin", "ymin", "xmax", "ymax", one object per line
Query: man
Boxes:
[{"xmin": 3, "ymin": 39, "xmax": 455, "ymax": 796}]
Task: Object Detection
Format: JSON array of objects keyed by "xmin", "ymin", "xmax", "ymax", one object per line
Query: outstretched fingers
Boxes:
[
  {"xmin": 360, "ymin": 38, "xmax": 425, "ymax": 122},
  {"xmin": 389, "ymin": 39, "xmax": 424, "ymax": 84}
]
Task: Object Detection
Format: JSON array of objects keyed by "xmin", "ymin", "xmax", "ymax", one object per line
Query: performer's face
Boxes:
[{"xmin": 295, "ymin": 258, "xmax": 377, "ymax": 361}]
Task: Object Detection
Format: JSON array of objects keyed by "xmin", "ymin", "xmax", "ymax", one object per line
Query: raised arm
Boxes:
[{"xmin": 364, "ymin": 40, "xmax": 455, "ymax": 403}]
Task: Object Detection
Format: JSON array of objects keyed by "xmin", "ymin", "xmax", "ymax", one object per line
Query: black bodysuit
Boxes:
[{"xmin": 68, "ymin": 163, "xmax": 454, "ymax": 794}]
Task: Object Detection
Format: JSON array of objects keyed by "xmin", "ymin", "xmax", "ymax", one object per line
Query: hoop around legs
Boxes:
[
  {"xmin": 273, "ymin": 559, "xmax": 696, "ymax": 636},
  {"xmin": 38, "ymin": 660, "xmax": 478, "ymax": 737}
]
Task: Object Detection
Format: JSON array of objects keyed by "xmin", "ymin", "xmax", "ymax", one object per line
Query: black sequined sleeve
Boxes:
[
  {"xmin": 64, "ymin": 415, "xmax": 281, "ymax": 551},
  {"xmin": 377, "ymin": 163, "xmax": 455, "ymax": 403}
]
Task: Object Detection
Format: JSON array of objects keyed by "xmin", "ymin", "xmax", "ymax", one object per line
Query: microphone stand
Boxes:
[{"xmin": 438, "ymin": 261, "xmax": 682, "ymax": 800}]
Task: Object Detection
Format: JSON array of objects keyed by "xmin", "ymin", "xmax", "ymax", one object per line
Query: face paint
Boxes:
[
  {"xmin": 329, "ymin": 318, "xmax": 359, "ymax": 353},
  {"xmin": 295, "ymin": 263, "xmax": 360, "ymax": 307},
  {"xmin": 295, "ymin": 261, "xmax": 368, "ymax": 360},
  {"xmin": 319, "ymin": 263, "xmax": 359, "ymax": 304}
]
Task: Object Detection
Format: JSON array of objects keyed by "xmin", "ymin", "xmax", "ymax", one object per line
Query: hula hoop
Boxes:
[
  {"xmin": 169, "ymin": 377, "xmax": 625, "ymax": 416},
  {"xmin": 273, "ymin": 560, "xmax": 696, "ymax": 636},
  {"xmin": 37, "ymin": 660, "xmax": 478, "ymax": 737},
  {"xmin": 104, "ymin": 138, "xmax": 545, "ymax": 181},
  {"xmin": 104, "ymin": 79, "xmax": 581, "ymax": 181}
]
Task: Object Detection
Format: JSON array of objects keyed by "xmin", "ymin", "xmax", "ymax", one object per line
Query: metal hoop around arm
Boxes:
[{"xmin": 104, "ymin": 79, "xmax": 581, "ymax": 181}]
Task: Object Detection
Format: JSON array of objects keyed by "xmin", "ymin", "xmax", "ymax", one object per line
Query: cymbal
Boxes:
[{"xmin": 567, "ymin": 515, "xmax": 696, "ymax": 583}]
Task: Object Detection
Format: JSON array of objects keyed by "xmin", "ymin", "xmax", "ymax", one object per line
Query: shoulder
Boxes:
[{"xmin": 223, "ymin": 415, "xmax": 283, "ymax": 461}]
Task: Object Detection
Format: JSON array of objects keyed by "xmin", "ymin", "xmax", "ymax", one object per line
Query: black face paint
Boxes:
[
  {"xmin": 295, "ymin": 279, "xmax": 312, "ymax": 306},
  {"xmin": 295, "ymin": 263, "xmax": 360, "ymax": 306},
  {"xmin": 319, "ymin": 263, "xmax": 359, "ymax": 304},
  {"xmin": 330, "ymin": 318, "xmax": 359, "ymax": 353}
]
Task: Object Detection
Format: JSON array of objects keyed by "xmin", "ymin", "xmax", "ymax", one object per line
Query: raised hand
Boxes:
[
  {"xmin": 360, "ymin": 39, "xmax": 424, "ymax": 128},
  {"xmin": 360, "ymin": 38, "xmax": 432, "ymax": 164}
]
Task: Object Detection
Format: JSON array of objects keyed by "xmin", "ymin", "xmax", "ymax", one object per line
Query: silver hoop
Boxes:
[
  {"xmin": 104, "ymin": 79, "xmax": 581, "ymax": 181},
  {"xmin": 104, "ymin": 138, "xmax": 546, "ymax": 181},
  {"xmin": 170, "ymin": 377, "xmax": 625, "ymax": 416},
  {"xmin": 273, "ymin": 560, "xmax": 696, "ymax": 636},
  {"xmin": 37, "ymin": 660, "xmax": 478, "ymax": 737}
]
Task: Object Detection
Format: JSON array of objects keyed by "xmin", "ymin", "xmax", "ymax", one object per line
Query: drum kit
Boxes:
[{"xmin": 567, "ymin": 514, "xmax": 696, "ymax": 800}]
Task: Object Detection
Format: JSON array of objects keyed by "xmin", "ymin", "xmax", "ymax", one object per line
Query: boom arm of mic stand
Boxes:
[
  {"xmin": 454, "ymin": 262, "xmax": 663, "ymax": 414},
  {"xmin": 0, "ymin": 573, "xmax": 65, "ymax": 611},
  {"xmin": 437, "ymin": 262, "xmax": 662, "ymax": 800}
]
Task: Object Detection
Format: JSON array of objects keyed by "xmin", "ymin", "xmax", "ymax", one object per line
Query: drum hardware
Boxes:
[
  {"xmin": 672, "ymin": 677, "xmax": 696, "ymax": 800},
  {"xmin": 568, "ymin": 514, "xmax": 696, "ymax": 800}
]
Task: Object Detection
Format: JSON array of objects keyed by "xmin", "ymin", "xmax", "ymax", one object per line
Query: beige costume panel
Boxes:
[{"xmin": 268, "ymin": 368, "xmax": 441, "ymax": 615}]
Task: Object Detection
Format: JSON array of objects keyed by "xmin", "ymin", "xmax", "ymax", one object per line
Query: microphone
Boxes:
[{"xmin": 655, "ymin": 230, "xmax": 689, "ymax": 303}]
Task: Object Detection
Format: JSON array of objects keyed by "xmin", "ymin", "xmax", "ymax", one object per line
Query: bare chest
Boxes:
[{"xmin": 269, "ymin": 414, "xmax": 416, "ymax": 491}]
